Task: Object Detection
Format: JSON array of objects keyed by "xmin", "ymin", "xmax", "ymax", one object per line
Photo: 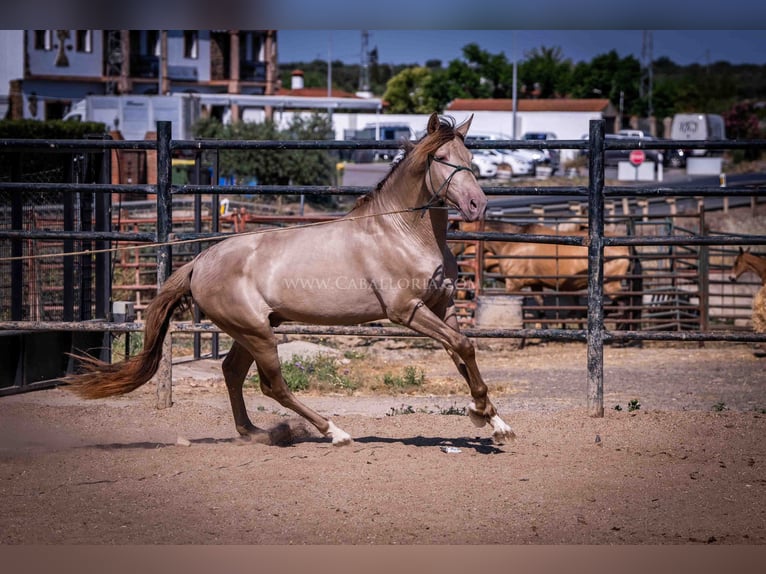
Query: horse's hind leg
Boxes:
[
  {"xmin": 221, "ymin": 342, "xmax": 274, "ymax": 443},
  {"xmin": 241, "ymin": 332, "xmax": 352, "ymax": 446}
]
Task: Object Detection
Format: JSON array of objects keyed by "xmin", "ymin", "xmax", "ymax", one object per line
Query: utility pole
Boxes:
[
  {"xmin": 640, "ymin": 30, "xmax": 654, "ymax": 121},
  {"xmin": 511, "ymin": 31, "xmax": 518, "ymax": 138},
  {"xmin": 357, "ymin": 30, "xmax": 372, "ymax": 98}
]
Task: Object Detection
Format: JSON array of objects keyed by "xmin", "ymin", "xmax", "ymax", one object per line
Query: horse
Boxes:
[
  {"xmin": 64, "ymin": 113, "xmax": 515, "ymax": 446},
  {"xmin": 729, "ymin": 247, "xmax": 766, "ymax": 286},
  {"xmin": 729, "ymin": 247, "xmax": 766, "ymax": 338},
  {"xmin": 453, "ymin": 221, "xmax": 641, "ymax": 330}
]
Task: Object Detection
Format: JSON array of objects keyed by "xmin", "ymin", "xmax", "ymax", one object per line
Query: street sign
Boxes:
[{"xmin": 629, "ymin": 149, "xmax": 646, "ymax": 166}]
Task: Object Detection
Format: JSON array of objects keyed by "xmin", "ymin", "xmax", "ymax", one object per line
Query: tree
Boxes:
[
  {"xmin": 382, "ymin": 66, "xmax": 440, "ymax": 113},
  {"xmin": 193, "ymin": 113, "xmax": 336, "ymax": 205},
  {"xmin": 723, "ymin": 101, "xmax": 763, "ymax": 161},
  {"xmin": 518, "ymin": 46, "xmax": 572, "ymax": 98}
]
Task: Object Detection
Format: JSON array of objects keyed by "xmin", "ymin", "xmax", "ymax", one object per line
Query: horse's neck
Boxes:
[
  {"xmin": 745, "ymin": 254, "xmax": 766, "ymax": 283},
  {"xmin": 377, "ymin": 162, "xmax": 429, "ymax": 214},
  {"xmin": 362, "ymin": 169, "xmax": 447, "ymax": 252}
]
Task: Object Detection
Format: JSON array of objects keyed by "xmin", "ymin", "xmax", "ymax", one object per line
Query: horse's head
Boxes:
[
  {"xmin": 422, "ymin": 113, "xmax": 487, "ymax": 222},
  {"xmin": 729, "ymin": 247, "xmax": 749, "ymax": 282}
]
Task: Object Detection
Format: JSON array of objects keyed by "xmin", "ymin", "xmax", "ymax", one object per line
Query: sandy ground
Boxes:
[{"xmin": 1, "ymin": 339, "xmax": 765, "ymax": 545}]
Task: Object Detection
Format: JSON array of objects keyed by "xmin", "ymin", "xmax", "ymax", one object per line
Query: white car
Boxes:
[
  {"xmin": 483, "ymin": 149, "xmax": 535, "ymax": 177},
  {"xmin": 470, "ymin": 150, "xmax": 498, "ymax": 179},
  {"xmin": 466, "ymin": 133, "xmax": 539, "ymax": 176}
]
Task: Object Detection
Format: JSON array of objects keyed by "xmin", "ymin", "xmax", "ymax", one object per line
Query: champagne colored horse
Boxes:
[{"xmin": 66, "ymin": 113, "xmax": 515, "ymax": 445}]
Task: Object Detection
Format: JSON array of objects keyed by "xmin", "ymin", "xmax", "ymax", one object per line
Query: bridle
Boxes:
[{"xmin": 416, "ymin": 154, "xmax": 474, "ymax": 214}]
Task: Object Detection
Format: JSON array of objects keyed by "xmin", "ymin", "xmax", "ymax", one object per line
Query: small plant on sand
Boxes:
[
  {"xmin": 386, "ymin": 404, "xmax": 417, "ymax": 416},
  {"xmin": 437, "ymin": 404, "xmax": 467, "ymax": 416},
  {"xmin": 614, "ymin": 400, "xmax": 641, "ymax": 412}
]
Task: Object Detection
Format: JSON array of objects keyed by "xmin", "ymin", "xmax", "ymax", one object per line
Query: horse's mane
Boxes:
[{"xmin": 351, "ymin": 116, "xmax": 462, "ymax": 211}]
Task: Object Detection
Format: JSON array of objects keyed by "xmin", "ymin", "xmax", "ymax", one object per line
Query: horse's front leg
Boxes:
[{"xmin": 399, "ymin": 298, "xmax": 515, "ymax": 444}]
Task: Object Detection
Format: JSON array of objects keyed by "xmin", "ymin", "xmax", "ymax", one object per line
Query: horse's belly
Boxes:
[{"xmin": 273, "ymin": 287, "xmax": 385, "ymax": 326}]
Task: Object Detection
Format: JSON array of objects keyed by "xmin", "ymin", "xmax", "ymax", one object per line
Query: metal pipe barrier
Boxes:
[{"xmin": 2, "ymin": 120, "xmax": 765, "ymax": 413}]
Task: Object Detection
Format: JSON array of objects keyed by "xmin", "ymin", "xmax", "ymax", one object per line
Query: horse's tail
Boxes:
[{"xmin": 65, "ymin": 260, "xmax": 195, "ymax": 399}]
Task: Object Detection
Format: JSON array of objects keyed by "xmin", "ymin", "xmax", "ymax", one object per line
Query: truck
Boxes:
[
  {"xmin": 63, "ymin": 94, "xmax": 201, "ymax": 140},
  {"xmin": 343, "ymin": 122, "xmax": 416, "ymax": 162},
  {"xmin": 669, "ymin": 113, "xmax": 726, "ymax": 157}
]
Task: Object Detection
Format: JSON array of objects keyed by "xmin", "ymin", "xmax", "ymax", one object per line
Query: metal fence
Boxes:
[{"xmin": 1, "ymin": 119, "xmax": 765, "ymax": 415}]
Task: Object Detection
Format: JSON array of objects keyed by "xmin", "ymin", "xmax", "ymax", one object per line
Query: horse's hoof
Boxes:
[
  {"xmin": 489, "ymin": 414, "xmax": 515, "ymax": 444},
  {"xmin": 492, "ymin": 428, "xmax": 516, "ymax": 445},
  {"xmin": 332, "ymin": 435, "xmax": 353, "ymax": 447},
  {"xmin": 468, "ymin": 403, "xmax": 488, "ymax": 428},
  {"xmin": 326, "ymin": 420, "xmax": 353, "ymax": 446}
]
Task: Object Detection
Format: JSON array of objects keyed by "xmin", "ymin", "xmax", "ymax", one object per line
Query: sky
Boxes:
[{"xmin": 278, "ymin": 30, "xmax": 766, "ymax": 68}]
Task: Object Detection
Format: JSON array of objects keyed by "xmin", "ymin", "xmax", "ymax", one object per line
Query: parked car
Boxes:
[
  {"xmin": 470, "ymin": 150, "xmax": 499, "ymax": 178},
  {"xmin": 521, "ymin": 132, "xmax": 561, "ymax": 173},
  {"xmin": 484, "ymin": 148, "xmax": 536, "ymax": 177},
  {"xmin": 467, "ymin": 134, "xmax": 537, "ymax": 177}
]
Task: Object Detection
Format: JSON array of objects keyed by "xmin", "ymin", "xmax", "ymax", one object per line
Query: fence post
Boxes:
[
  {"xmin": 155, "ymin": 121, "xmax": 173, "ymax": 409},
  {"xmin": 587, "ymin": 119, "xmax": 605, "ymax": 417}
]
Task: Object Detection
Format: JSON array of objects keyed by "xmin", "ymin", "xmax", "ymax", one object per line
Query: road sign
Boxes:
[{"xmin": 629, "ymin": 149, "xmax": 646, "ymax": 166}]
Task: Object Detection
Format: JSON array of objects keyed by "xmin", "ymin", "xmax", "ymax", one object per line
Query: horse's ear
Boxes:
[
  {"xmin": 456, "ymin": 114, "xmax": 474, "ymax": 138},
  {"xmin": 739, "ymin": 247, "xmax": 744, "ymax": 254},
  {"xmin": 427, "ymin": 112, "xmax": 440, "ymax": 134}
]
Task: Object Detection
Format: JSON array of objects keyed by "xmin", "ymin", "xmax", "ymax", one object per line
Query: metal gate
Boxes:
[{"xmin": 1, "ymin": 120, "xmax": 765, "ymax": 416}]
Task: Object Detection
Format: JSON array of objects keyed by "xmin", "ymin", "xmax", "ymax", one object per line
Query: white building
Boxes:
[{"xmin": 446, "ymin": 98, "xmax": 619, "ymax": 164}]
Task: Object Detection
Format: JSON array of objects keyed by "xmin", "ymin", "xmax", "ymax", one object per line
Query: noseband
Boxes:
[{"xmin": 417, "ymin": 154, "xmax": 473, "ymax": 213}]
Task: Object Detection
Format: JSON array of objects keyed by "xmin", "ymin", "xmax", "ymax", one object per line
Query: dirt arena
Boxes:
[{"xmin": 1, "ymin": 339, "xmax": 765, "ymax": 545}]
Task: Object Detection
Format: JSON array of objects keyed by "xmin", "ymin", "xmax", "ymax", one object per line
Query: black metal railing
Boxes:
[{"xmin": 1, "ymin": 120, "xmax": 765, "ymax": 411}]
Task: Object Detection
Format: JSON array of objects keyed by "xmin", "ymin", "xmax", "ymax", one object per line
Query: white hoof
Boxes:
[
  {"xmin": 467, "ymin": 402, "xmax": 488, "ymax": 428},
  {"xmin": 325, "ymin": 420, "xmax": 353, "ymax": 446},
  {"xmin": 489, "ymin": 415, "xmax": 515, "ymax": 444}
]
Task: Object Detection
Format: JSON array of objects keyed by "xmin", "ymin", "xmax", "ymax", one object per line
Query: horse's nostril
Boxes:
[{"xmin": 470, "ymin": 199, "xmax": 478, "ymax": 211}]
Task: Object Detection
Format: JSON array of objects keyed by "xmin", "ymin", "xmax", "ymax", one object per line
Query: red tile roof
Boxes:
[
  {"xmin": 277, "ymin": 87, "xmax": 363, "ymax": 99},
  {"xmin": 447, "ymin": 98, "xmax": 614, "ymax": 113}
]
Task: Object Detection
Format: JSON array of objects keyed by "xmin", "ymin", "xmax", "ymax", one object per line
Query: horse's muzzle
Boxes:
[{"xmin": 460, "ymin": 194, "xmax": 487, "ymax": 222}]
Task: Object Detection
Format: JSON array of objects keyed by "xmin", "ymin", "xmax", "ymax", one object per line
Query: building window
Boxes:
[
  {"xmin": 34, "ymin": 30, "xmax": 53, "ymax": 51},
  {"xmin": 133, "ymin": 30, "xmax": 160, "ymax": 56},
  {"xmin": 240, "ymin": 32, "xmax": 263, "ymax": 63},
  {"xmin": 75, "ymin": 30, "xmax": 92, "ymax": 53},
  {"xmin": 184, "ymin": 30, "xmax": 198, "ymax": 59}
]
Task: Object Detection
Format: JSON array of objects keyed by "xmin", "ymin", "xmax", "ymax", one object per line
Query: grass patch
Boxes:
[
  {"xmin": 247, "ymin": 353, "xmax": 357, "ymax": 393},
  {"xmin": 382, "ymin": 366, "xmax": 426, "ymax": 389}
]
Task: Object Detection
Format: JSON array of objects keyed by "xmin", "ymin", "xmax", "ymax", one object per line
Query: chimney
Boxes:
[{"xmin": 291, "ymin": 70, "xmax": 304, "ymax": 90}]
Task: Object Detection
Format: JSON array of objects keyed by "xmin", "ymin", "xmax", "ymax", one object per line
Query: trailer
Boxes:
[{"xmin": 63, "ymin": 94, "xmax": 200, "ymax": 140}]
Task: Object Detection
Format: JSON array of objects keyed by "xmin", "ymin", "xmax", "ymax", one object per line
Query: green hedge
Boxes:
[
  {"xmin": 0, "ymin": 119, "xmax": 107, "ymax": 139},
  {"xmin": 0, "ymin": 120, "xmax": 110, "ymax": 184}
]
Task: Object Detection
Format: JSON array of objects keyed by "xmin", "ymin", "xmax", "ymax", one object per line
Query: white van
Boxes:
[{"xmin": 670, "ymin": 114, "xmax": 726, "ymax": 156}]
